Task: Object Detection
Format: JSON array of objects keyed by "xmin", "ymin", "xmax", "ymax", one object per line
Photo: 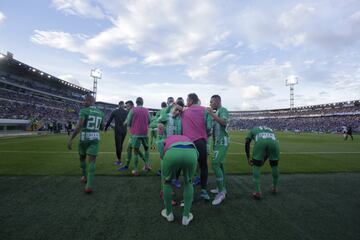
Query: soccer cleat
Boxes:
[
  {"xmin": 271, "ymin": 187, "xmax": 277, "ymax": 194},
  {"xmin": 252, "ymin": 192, "xmax": 262, "ymax": 200},
  {"xmin": 193, "ymin": 176, "xmax": 201, "ymax": 186},
  {"xmin": 118, "ymin": 165, "xmax": 129, "ymax": 171},
  {"xmin": 114, "ymin": 161, "xmax": 123, "ymax": 166},
  {"xmin": 182, "ymin": 213, "xmax": 194, "ymax": 226},
  {"xmin": 80, "ymin": 176, "xmax": 87, "ymax": 184},
  {"xmin": 212, "ymin": 192, "xmax": 226, "ymax": 205},
  {"xmin": 171, "ymin": 179, "xmax": 181, "ymax": 189},
  {"xmin": 142, "ymin": 164, "xmax": 152, "ymax": 172},
  {"xmin": 200, "ymin": 189, "xmax": 210, "ymax": 201},
  {"xmin": 161, "ymin": 209, "xmax": 174, "ymax": 222},
  {"xmin": 84, "ymin": 188, "xmax": 93, "ymax": 194},
  {"xmin": 131, "ymin": 170, "xmax": 139, "ymax": 176}
]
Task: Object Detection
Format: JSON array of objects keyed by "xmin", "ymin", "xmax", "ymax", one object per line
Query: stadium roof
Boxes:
[{"xmin": 0, "ymin": 52, "xmax": 91, "ymax": 94}]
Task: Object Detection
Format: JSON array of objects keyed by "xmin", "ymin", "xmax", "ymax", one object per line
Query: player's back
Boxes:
[
  {"xmin": 248, "ymin": 126, "xmax": 277, "ymax": 143},
  {"xmin": 79, "ymin": 106, "xmax": 104, "ymax": 142}
]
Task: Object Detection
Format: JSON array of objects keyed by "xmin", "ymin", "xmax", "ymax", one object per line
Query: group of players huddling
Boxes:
[{"xmin": 67, "ymin": 93, "xmax": 280, "ymax": 226}]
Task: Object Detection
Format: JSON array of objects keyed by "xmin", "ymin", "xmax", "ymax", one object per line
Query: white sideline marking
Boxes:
[{"xmin": 0, "ymin": 150, "xmax": 359, "ymax": 155}]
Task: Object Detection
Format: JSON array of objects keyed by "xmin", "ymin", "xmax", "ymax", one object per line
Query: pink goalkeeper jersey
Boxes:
[
  {"xmin": 164, "ymin": 135, "xmax": 193, "ymax": 154},
  {"xmin": 130, "ymin": 107, "xmax": 149, "ymax": 136},
  {"xmin": 181, "ymin": 104, "xmax": 208, "ymax": 142}
]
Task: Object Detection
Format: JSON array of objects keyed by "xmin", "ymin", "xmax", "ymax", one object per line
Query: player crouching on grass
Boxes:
[
  {"xmin": 245, "ymin": 126, "xmax": 280, "ymax": 200},
  {"xmin": 67, "ymin": 94, "xmax": 104, "ymax": 193},
  {"xmin": 158, "ymin": 135, "xmax": 198, "ymax": 226}
]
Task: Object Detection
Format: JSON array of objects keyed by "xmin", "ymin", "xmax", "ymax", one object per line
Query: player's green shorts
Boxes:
[
  {"xmin": 212, "ymin": 144, "xmax": 229, "ymax": 165},
  {"xmin": 252, "ymin": 140, "xmax": 279, "ymax": 161},
  {"xmin": 162, "ymin": 147, "xmax": 198, "ymax": 183},
  {"xmin": 78, "ymin": 140, "xmax": 99, "ymax": 156},
  {"xmin": 131, "ymin": 136, "xmax": 149, "ymax": 149}
]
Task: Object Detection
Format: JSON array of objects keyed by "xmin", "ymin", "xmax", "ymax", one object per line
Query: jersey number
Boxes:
[{"xmin": 86, "ymin": 116, "xmax": 102, "ymax": 130}]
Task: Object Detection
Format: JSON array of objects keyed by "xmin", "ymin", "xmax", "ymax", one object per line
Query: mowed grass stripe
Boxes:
[{"xmin": 0, "ymin": 131, "xmax": 359, "ymax": 175}]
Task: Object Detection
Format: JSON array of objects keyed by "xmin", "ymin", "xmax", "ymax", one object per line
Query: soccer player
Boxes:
[
  {"xmin": 245, "ymin": 126, "xmax": 280, "ymax": 199},
  {"xmin": 345, "ymin": 126, "xmax": 354, "ymax": 141},
  {"xmin": 104, "ymin": 101, "xmax": 128, "ymax": 165},
  {"xmin": 67, "ymin": 94, "xmax": 104, "ymax": 193},
  {"xmin": 159, "ymin": 135, "xmax": 198, "ymax": 226},
  {"xmin": 125, "ymin": 97, "xmax": 151, "ymax": 176},
  {"xmin": 207, "ymin": 95, "xmax": 229, "ymax": 205},
  {"xmin": 182, "ymin": 93, "xmax": 212, "ymax": 200},
  {"xmin": 118, "ymin": 100, "xmax": 146, "ymax": 172}
]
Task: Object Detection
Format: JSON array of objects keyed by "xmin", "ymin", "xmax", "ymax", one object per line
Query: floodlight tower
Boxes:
[
  {"xmin": 90, "ymin": 68, "xmax": 102, "ymax": 101},
  {"xmin": 285, "ymin": 75, "xmax": 299, "ymax": 110}
]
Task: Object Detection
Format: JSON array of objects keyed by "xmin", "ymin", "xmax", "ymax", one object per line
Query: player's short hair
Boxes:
[
  {"xmin": 176, "ymin": 100, "xmax": 185, "ymax": 108},
  {"xmin": 211, "ymin": 95, "xmax": 221, "ymax": 101},
  {"xmin": 167, "ymin": 97, "xmax": 174, "ymax": 104},
  {"xmin": 125, "ymin": 100, "xmax": 134, "ymax": 106},
  {"xmin": 187, "ymin": 93, "xmax": 199, "ymax": 104},
  {"xmin": 136, "ymin": 97, "xmax": 143, "ymax": 105},
  {"xmin": 161, "ymin": 102, "xmax": 167, "ymax": 108},
  {"xmin": 119, "ymin": 101, "xmax": 124, "ymax": 105}
]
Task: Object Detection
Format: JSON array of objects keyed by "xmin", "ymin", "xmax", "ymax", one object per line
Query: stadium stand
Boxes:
[
  {"xmin": 0, "ymin": 52, "xmax": 359, "ymax": 133},
  {"xmin": 0, "ymin": 52, "xmax": 91, "ymax": 132},
  {"xmin": 229, "ymin": 100, "xmax": 360, "ymax": 132}
]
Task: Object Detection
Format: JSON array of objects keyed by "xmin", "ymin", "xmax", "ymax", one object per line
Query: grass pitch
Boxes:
[
  {"xmin": 0, "ymin": 131, "xmax": 359, "ymax": 175},
  {"xmin": 0, "ymin": 131, "xmax": 359, "ymax": 240}
]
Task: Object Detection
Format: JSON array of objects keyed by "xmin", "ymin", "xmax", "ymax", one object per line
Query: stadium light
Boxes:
[
  {"xmin": 285, "ymin": 75, "xmax": 299, "ymax": 110},
  {"xmin": 32, "ymin": 69, "xmax": 36, "ymax": 72},
  {"xmin": 90, "ymin": 68, "xmax": 102, "ymax": 101}
]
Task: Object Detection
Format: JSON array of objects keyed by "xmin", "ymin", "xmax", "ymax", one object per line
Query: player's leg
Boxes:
[
  {"xmin": 161, "ymin": 149, "xmax": 176, "ymax": 221},
  {"xmin": 194, "ymin": 139, "xmax": 209, "ymax": 200},
  {"xmin": 181, "ymin": 148, "xmax": 198, "ymax": 225},
  {"xmin": 114, "ymin": 132, "xmax": 122, "ymax": 164},
  {"xmin": 78, "ymin": 142, "xmax": 87, "ymax": 183},
  {"xmin": 251, "ymin": 142, "xmax": 266, "ymax": 199},
  {"xmin": 142, "ymin": 137, "xmax": 151, "ymax": 169},
  {"xmin": 132, "ymin": 137, "xmax": 141, "ymax": 175},
  {"xmin": 211, "ymin": 144, "xmax": 228, "ymax": 205},
  {"xmin": 84, "ymin": 142, "xmax": 99, "ymax": 193},
  {"xmin": 269, "ymin": 141, "xmax": 280, "ymax": 193}
]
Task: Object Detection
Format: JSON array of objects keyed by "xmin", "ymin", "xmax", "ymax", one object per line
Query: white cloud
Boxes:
[
  {"xmin": 0, "ymin": 11, "xmax": 6, "ymax": 24},
  {"xmin": 52, "ymin": 0, "xmax": 105, "ymax": 19},
  {"xmin": 278, "ymin": 3, "xmax": 315, "ymax": 30},
  {"xmin": 57, "ymin": 74, "xmax": 81, "ymax": 86},
  {"xmin": 31, "ymin": 30, "xmax": 136, "ymax": 67}
]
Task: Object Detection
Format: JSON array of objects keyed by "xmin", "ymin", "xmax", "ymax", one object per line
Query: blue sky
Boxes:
[{"xmin": 1, "ymin": 0, "xmax": 360, "ymax": 110}]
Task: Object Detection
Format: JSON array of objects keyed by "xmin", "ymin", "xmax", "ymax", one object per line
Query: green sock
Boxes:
[
  {"xmin": 271, "ymin": 166, "xmax": 279, "ymax": 188},
  {"xmin": 86, "ymin": 162, "xmax": 96, "ymax": 189},
  {"xmin": 213, "ymin": 162, "xmax": 224, "ymax": 192},
  {"xmin": 134, "ymin": 153, "xmax": 139, "ymax": 171},
  {"xmin": 163, "ymin": 184, "xmax": 173, "ymax": 215},
  {"xmin": 253, "ymin": 166, "xmax": 261, "ymax": 192},
  {"xmin": 183, "ymin": 182, "xmax": 194, "ymax": 217},
  {"xmin": 220, "ymin": 164, "xmax": 226, "ymax": 191},
  {"xmin": 138, "ymin": 150, "xmax": 145, "ymax": 162},
  {"xmin": 80, "ymin": 161, "xmax": 87, "ymax": 176},
  {"xmin": 145, "ymin": 150, "xmax": 150, "ymax": 165},
  {"xmin": 126, "ymin": 147, "xmax": 132, "ymax": 166}
]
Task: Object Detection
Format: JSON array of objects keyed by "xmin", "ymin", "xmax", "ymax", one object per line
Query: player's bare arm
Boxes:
[{"xmin": 67, "ymin": 119, "xmax": 84, "ymax": 150}]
